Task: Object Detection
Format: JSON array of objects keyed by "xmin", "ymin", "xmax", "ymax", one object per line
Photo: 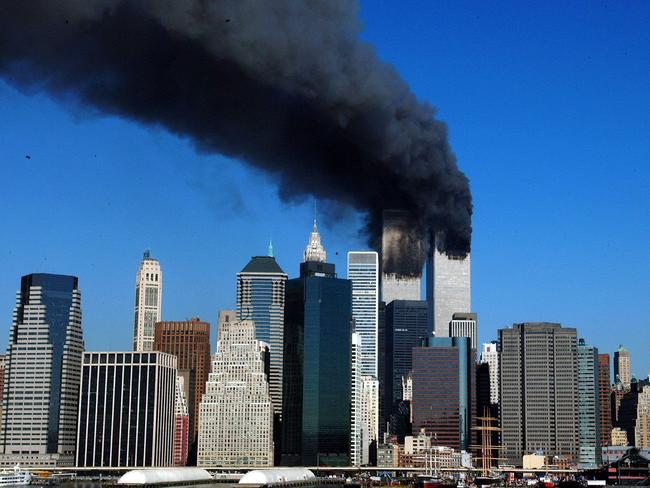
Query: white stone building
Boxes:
[
  {"xmin": 479, "ymin": 343, "xmax": 499, "ymax": 405},
  {"xmin": 133, "ymin": 250, "xmax": 162, "ymax": 351}
]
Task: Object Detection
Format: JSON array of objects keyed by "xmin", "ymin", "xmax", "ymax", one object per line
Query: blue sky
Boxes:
[{"xmin": 1, "ymin": 1, "xmax": 649, "ymax": 376}]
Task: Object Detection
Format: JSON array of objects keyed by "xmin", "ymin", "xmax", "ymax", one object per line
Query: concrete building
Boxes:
[
  {"xmin": 411, "ymin": 337, "xmax": 473, "ymax": 451},
  {"xmin": 216, "ymin": 309, "xmax": 237, "ymax": 343},
  {"xmin": 615, "ymin": 345, "xmax": 631, "ymax": 390},
  {"xmin": 636, "ymin": 385, "xmax": 650, "ymax": 449},
  {"xmin": 350, "ymin": 332, "xmax": 366, "ymax": 466},
  {"xmin": 426, "ymin": 235, "xmax": 470, "ymax": 339},
  {"xmin": 281, "ymin": 222, "xmax": 352, "ymax": 466},
  {"xmin": 381, "ymin": 210, "xmax": 421, "ymax": 303},
  {"xmin": 347, "ymin": 252, "xmax": 379, "ymax": 377},
  {"xmin": 362, "ymin": 376, "xmax": 379, "ymax": 450},
  {"xmin": 499, "ymin": 323, "xmax": 579, "ymax": 465},
  {"xmin": 0, "ymin": 355, "xmax": 5, "ymax": 430},
  {"xmin": 598, "ymin": 354, "xmax": 612, "ymax": 448},
  {"xmin": 449, "ymin": 312, "xmax": 477, "ymax": 350},
  {"xmin": 153, "ymin": 318, "xmax": 211, "ymax": 453},
  {"xmin": 76, "ymin": 351, "xmax": 177, "ymax": 467},
  {"xmin": 198, "ymin": 320, "xmax": 273, "ymax": 467},
  {"xmin": 479, "ymin": 343, "xmax": 499, "ymax": 405},
  {"xmin": 237, "ymin": 250, "xmax": 287, "ymax": 418},
  {"xmin": 1, "ymin": 274, "xmax": 84, "ymax": 467},
  {"xmin": 133, "ymin": 251, "xmax": 162, "ymax": 352},
  {"xmin": 610, "ymin": 428, "xmax": 628, "ymax": 446},
  {"xmin": 173, "ymin": 376, "xmax": 189, "ymax": 467},
  {"xmin": 577, "ymin": 339, "xmax": 601, "ymax": 468}
]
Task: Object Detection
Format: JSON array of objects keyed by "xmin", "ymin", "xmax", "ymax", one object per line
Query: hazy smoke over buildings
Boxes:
[{"xmin": 0, "ymin": 0, "xmax": 472, "ymax": 276}]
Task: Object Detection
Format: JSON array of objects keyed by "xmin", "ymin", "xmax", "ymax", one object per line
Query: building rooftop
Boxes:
[{"xmin": 240, "ymin": 256, "xmax": 285, "ymax": 274}]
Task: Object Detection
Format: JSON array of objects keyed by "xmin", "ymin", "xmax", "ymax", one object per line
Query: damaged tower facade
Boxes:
[{"xmin": 381, "ymin": 211, "xmax": 422, "ymax": 303}]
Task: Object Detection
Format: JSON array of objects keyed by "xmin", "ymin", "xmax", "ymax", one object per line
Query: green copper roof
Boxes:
[
  {"xmin": 240, "ymin": 256, "xmax": 285, "ymax": 274},
  {"xmin": 268, "ymin": 239, "xmax": 274, "ymax": 257}
]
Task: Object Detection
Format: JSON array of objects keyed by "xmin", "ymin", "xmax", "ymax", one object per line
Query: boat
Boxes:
[{"xmin": 0, "ymin": 465, "xmax": 32, "ymax": 486}]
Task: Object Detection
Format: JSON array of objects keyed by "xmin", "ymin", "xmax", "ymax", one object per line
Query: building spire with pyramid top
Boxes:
[
  {"xmin": 268, "ymin": 239, "xmax": 274, "ymax": 257},
  {"xmin": 303, "ymin": 219, "xmax": 327, "ymax": 263}
]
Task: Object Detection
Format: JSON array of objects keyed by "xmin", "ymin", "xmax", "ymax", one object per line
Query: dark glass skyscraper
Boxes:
[{"xmin": 281, "ymin": 222, "xmax": 352, "ymax": 466}]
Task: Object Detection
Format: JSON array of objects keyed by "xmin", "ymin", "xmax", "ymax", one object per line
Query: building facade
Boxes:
[
  {"xmin": 381, "ymin": 210, "xmax": 421, "ymax": 303},
  {"xmin": 237, "ymin": 252, "xmax": 287, "ymax": 417},
  {"xmin": 499, "ymin": 323, "xmax": 579, "ymax": 465},
  {"xmin": 479, "ymin": 343, "xmax": 499, "ymax": 405},
  {"xmin": 636, "ymin": 385, "xmax": 650, "ymax": 449},
  {"xmin": 76, "ymin": 351, "xmax": 176, "ymax": 467},
  {"xmin": 173, "ymin": 376, "xmax": 189, "ymax": 467},
  {"xmin": 598, "ymin": 354, "xmax": 612, "ymax": 448},
  {"xmin": 133, "ymin": 251, "xmax": 162, "ymax": 351},
  {"xmin": 281, "ymin": 223, "xmax": 352, "ymax": 466},
  {"xmin": 1, "ymin": 274, "xmax": 84, "ymax": 467},
  {"xmin": 411, "ymin": 337, "xmax": 473, "ymax": 451},
  {"xmin": 614, "ymin": 345, "xmax": 631, "ymax": 390},
  {"xmin": 449, "ymin": 312, "xmax": 477, "ymax": 349},
  {"xmin": 577, "ymin": 339, "xmax": 601, "ymax": 468},
  {"xmin": 426, "ymin": 235, "xmax": 470, "ymax": 339},
  {"xmin": 198, "ymin": 320, "xmax": 273, "ymax": 467},
  {"xmin": 153, "ymin": 318, "xmax": 211, "ymax": 451},
  {"xmin": 351, "ymin": 332, "xmax": 366, "ymax": 466}
]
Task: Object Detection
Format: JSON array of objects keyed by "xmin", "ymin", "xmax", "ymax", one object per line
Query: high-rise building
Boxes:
[
  {"xmin": 281, "ymin": 222, "xmax": 352, "ymax": 466},
  {"xmin": 617, "ymin": 379, "xmax": 650, "ymax": 447},
  {"xmin": 76, "ymin": 351, "xmax": 177, "ymax": 467},
  {"xmin": 237, "ymin": 249, "xmax": 287, "ymax": 417},
  {"xmin": 361, "ymin": 376, "xmax": 380, "ymax": 450},
  {"xmin": 499, "ymin": 323, "xmax": 578, "ymax": 465},
  {"xmin": 426, "ymin": 235, "xmax": 470, "ymax": 339},
  {"xmin": 0, "ymin": 355, "xmax": 5, "ymax": 431},
  {"xmin": 598, "ymin": 354, "xmax": 612, "ymax": 448},
  {"xmin": 197, "ymin": 320, "xmax": 273, "ymax": 467},
  {"xmin": 173, "ymin": 376, "xmax": 189, "ymax": 467},
  {"xmin": 614, "ymin": 345, "xmax": 631, "ymax": 390},
  {"xmin": 479, "ymin": 343, "xmax": 499, "ymax": 405},
  {"xmin": 381, "ymin": 210, "xmax": 421, "ymax": 303},
  {"xmin": 449, "ymin": 312, "xmax": 477, "ymax": 350},
  {"xmin": 636, "ymin": 385, "xmax": 650, "ymax": 449},
  {"xmin": 411, "ymin": 337, "xmax": 474, "ymax": 451},
  {"xmin": 217, "ymin": 310, "xmax": 237, "ymax": 343},
  {"xmin": 133, "ymin": 251, "xmax": 162, "ymax": 351},
  {"xmin": 1, "ymin": 274, "xmax": 84, "ymax": 467},
  {"xmin": 577, "ymin": 339, "xmax": 601, "ymax": 468},
  {"xmin": 351, "ymin": 332, "xmax": 365, "ymax": 466},
  {"xmin": 347, "ymin": 252, "xmax": 379, "ymax": 377},
  {"xmin": 382, "ymin": 300, "xmax": 429, "ymax": 418},
  {"xmin": 153, "ymin": 318, "xmax": 211, "ymax": 454}
]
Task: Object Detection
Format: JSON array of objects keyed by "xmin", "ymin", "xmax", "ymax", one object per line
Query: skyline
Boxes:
[{"xmin": 1, "ymin": 0, "xmax": 650, "ymax": 375}]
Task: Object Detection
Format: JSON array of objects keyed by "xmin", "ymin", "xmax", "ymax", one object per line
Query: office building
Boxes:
[
  {"xmin": 0, "ymin": 355, "xmax": 5, "ymax": 430},
  {"xmin": 636, "ymin": 385, "xmax": 650, "ymax": 449},
  {"xmin": 426, "ymin": 235, "xmax": 470, "ymax": 339},
  {"xmin": 281, "ymin": 222, "xmax": 352, "ymax": 466},
  {"xmin": 198, "ymin": 320, "xmax": 273, "ymax": 467},
  {"xmin": 173, "ymin": 376, "xmax": 189, "ymax": 467},
  {"xmin": 348, "ymin": 252, "xmax": 379, "ymax": 377},
  {"xmin": 153, "ymin": 318, "xmax": 211, "ymax": 451},
  {"xmin": 499, "ymin": 323, "xmax": 578, "ymax": 465},
  {"xmin": 217, "ymin": 309, "xmax": 237, "ymax": 343},
  {"xmin": 381, "ymin": 210, "xmax": 421, "ymax": 303},
  {"xmin": 237, "ymin": 249, "xmax": 287, "ymax": 417},
  {"xmin": 382, "ymin": 300, "xmax": 429, "ymax": 421},
  {"xmin": 598, "ymin": 354, "xmax": 612, "ymax": 448},
  {"xmin": 577, "ymin": 339, "xmax": 601, "ymax": 468},
  {"xmin": 449, "ymin": 312, "xmax": 477, "ymax": 349},
  {"xmin": 479, "ymin": 343, "xmax": 499, "ymax": 405},
  {"xmin": 362, "ymin": 376, "xmax": 380, "ymax": 450},
  {"xmin": 1, "ymin": 274, "xmax": 84, "ymax": 467},
  {"xmin": 610, "ymin": 428, "xmax": 628, "ymax": 446},
  {"xmin": 76, "ymin": 351, "xmax": 177, "ymax": 467},
  {"xmin": 350, "ymin": 332, "xmax": 366, "ymax": 466},
  {"xmin": 411, "ymin": 337, "xmax": 473, "ymax": 451},
  {"xmin": 133, "ymin": 251, "xmax": 162, "ymax": 351},
  {"xmin": 615, "ymin": 345, "xmax": 631, "ymax": 390}
]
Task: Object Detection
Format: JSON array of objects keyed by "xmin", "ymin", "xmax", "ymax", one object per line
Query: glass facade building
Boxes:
[
  {"xmin": 281, "ymin": 263, "xmax": 352, "ymax": 466},
  {"xmin": 411, "ymin": 337, "xmax": 473, "ymax": 451},
  {"xmin": 577, "ymin": 339, "xmax": 601, "ymax": 468}
]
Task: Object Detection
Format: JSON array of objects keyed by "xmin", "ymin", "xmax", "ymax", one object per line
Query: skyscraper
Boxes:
[
  {"xmin": 237, "ymin": 250, "xmax": 287, "ymax": 417},
  {"xmin": 347, "ymin": 252, "xmax": 379, "ymax": 377},
  {"xmin": 133, "ymin": 251, "xmax": 162, "ymax": 351},
  {"xmin": 479, "ymin": 342, "xmax": 499, "ymax": 405},
  {"xmin": 76, "ymin": 351, "xmax": 177, "ymax": 467},
  {"xmin": 426, "ymin": 236, "xmax": 470, "ymax": 339},
  {"xmin": 449, "ymin": 312, "xmax": 477, "ymax": 349},
  {"xmin": 411, "ymin": 337, "xmax": 474, "ymax": 451},
  {"xmin": 1, "ymin": 274, "xmax": 84, "ymax": 467},
  {"xmin": 281, "ymin": 221, "xmax": 352, "ymax": 466},
  {"xmin": 598, "ymin": 354, "xmax": 612, "ymax": 449},
  {"xmin": 577, "ymin": 339, "xmax": 601, "ymax": 468},
  {"xmin": 350, "ymin": 332, "xmax": 365, "ymax": 466},
  {"xmin": 153, "ymin": 317, "xmax": 211, "ymax": 455},
  {"xmin": 614, "ymin": 345, "xmax": 631, "ymax": 390},
  {"xmin": 197, "ymin": 320, "xmax": 273, "ymax": 467},
  {"xmin": 173, "ymin": 376, "xmax": 189, "ymax": 467},
  {"xmin": 217, "ymin": 309, "xmax": 237, "ymax": 343},
  {"xmin": 499, "ymin": 323, "xmax": 578, "ymax": 465},
  {"xmin": 381, "ymin": 210, "xmax": 421, "ymax": 303}
]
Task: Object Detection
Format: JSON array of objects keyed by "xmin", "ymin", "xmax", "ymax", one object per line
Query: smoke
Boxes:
[{"xmin": 0, "ymin": 0, "xmax": 472, "ymax": 275}]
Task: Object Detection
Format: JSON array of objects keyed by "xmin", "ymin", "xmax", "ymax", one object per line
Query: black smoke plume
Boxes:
[{"xmin": 0, "ymin": 1, "xmax": 472, "ymax": 275}]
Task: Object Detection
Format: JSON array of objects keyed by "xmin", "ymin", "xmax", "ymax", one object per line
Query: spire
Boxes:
[
  {"xmin": 303, "ymin": 219, "xmax": 327, "ymax": 263},
  {"xmin": 268, "ymin": 239, "xmax": 274, "ymax": 257}
]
